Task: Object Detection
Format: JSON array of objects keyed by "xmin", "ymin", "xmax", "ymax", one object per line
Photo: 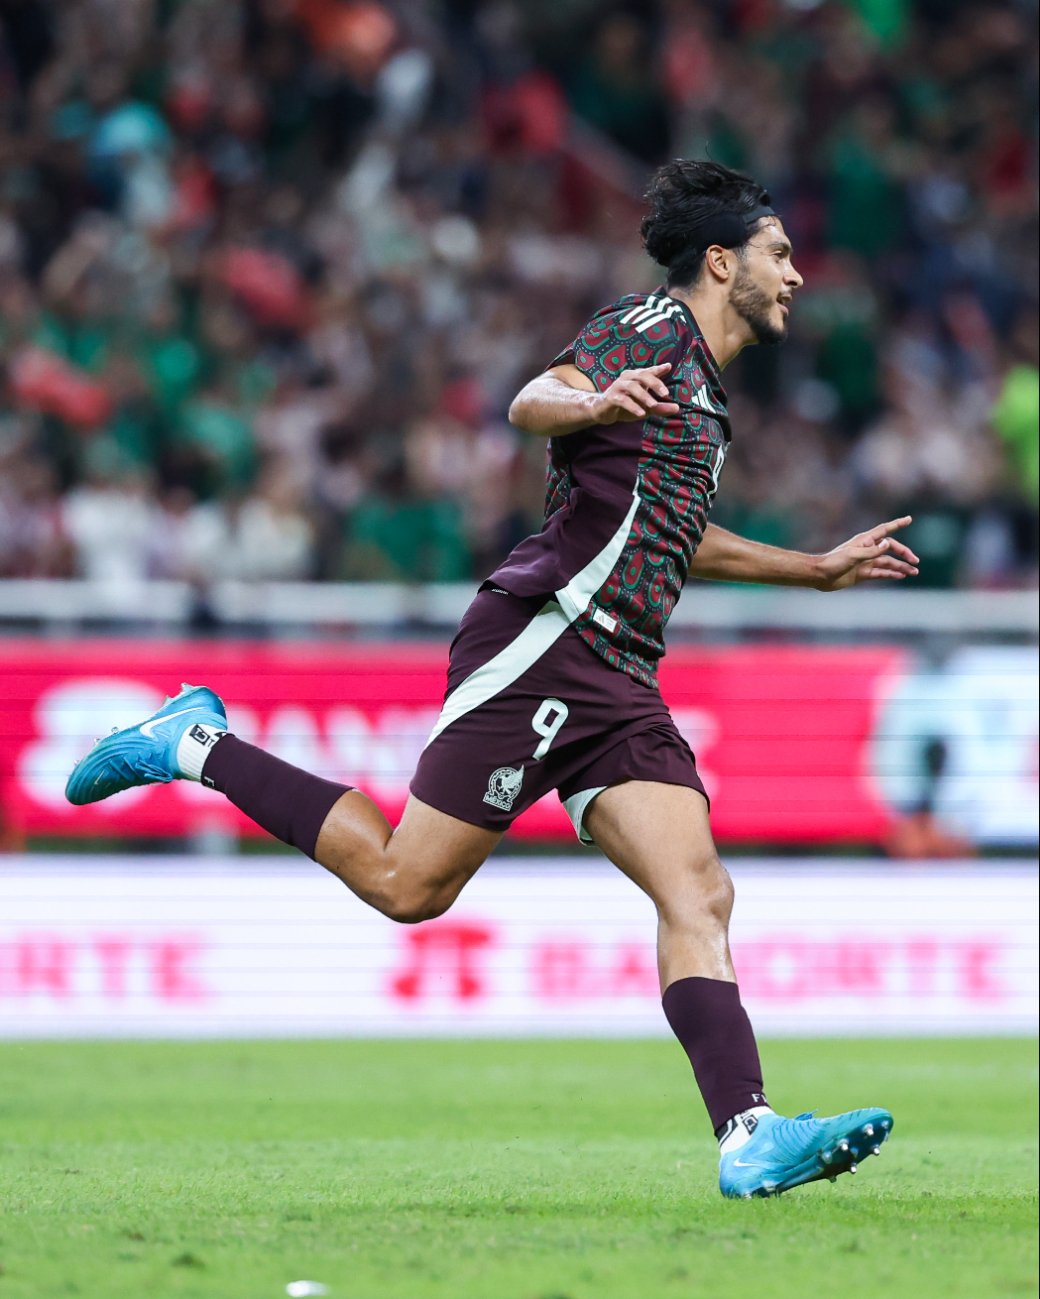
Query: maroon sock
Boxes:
[
  {"xmin": 201, "ymin": 734, "xmax": 353, "ymax": 860},
  {"xmin": 662, "ymin": 976, "xmax": 767, "ymax": 1133}
]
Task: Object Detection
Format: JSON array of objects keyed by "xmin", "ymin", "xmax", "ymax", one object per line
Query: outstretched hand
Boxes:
[
  {"xmin": 592, "ymin": 362, "xmax": 680, "ymax": 424},
  {"xmin": 814, "ymin": 516, "xmax": 920, "ymax": 591}
]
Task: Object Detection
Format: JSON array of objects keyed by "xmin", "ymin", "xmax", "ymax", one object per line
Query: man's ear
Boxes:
[{"xmin": 703, "ymin": 244, "xmax": 734, "ymax": 284}]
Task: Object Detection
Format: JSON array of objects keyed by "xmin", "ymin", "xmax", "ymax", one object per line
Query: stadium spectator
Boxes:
[{"xmin": 0, "ymin": 0, "xmax": 1036, "ymax": 588}]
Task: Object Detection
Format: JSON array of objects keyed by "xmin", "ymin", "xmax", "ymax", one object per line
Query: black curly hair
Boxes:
[{"xmin": 641, "ymin": 159, "xmax": 774, "ymax": 289}]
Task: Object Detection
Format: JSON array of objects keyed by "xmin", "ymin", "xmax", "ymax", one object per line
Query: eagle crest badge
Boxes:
[{"xmin": 483, "ymin": 765, "xmax": 524, "ymax": 812}]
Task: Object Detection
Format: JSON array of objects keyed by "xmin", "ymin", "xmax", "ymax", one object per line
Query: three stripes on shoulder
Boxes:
[
  {"xmin": 617, "ymin": 296, "xmax": 720, "ymax": 415},
  {"xmin": 619, "ymin": 295, "xmax": 686, "ymax": 334}
]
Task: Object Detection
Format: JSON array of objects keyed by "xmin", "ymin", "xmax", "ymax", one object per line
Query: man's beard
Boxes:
[{"xmin": 731, "ymin": 263, "xmax": 787, "ymax": 345}]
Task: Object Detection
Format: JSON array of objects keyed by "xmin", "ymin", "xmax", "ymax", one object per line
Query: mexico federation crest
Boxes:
[{"xmin": 483, "ymin": 765, "xmax": 524, "ymax": 812}]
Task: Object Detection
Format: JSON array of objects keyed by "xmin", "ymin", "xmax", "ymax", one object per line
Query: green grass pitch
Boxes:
[{"xmin": 0, "ymin": 1038, "xmax": 1036, "ymax": 1299}]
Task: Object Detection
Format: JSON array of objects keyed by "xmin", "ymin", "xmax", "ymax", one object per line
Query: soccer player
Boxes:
[{"xmin": 67, "ymin": 159, "xmax": 915, "ymax": 1198}]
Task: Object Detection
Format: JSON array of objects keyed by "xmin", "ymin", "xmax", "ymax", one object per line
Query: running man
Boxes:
[{"xmin": 66, "ymin": 159, "xmax": 916, "ymax": 1198}]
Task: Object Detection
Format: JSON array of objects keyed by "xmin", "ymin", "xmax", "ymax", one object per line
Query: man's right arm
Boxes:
[{"xmin": 508, "ymin": 363, "xmax": 679, "ymax": 437}]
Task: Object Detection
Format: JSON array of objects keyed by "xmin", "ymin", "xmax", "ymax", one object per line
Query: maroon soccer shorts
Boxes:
[{"xmin": 410, "ymin": 587, "xmax": 707, "ymax": 843}]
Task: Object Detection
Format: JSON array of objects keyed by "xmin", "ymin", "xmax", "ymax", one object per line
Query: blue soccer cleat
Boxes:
[
  {"xmin": 65, "ymin": 683, "xmax": 227, "ymax": 806},
  {"xmin": 719, "ymin": 1108, "xmax": 893, "ymax": 1199}
]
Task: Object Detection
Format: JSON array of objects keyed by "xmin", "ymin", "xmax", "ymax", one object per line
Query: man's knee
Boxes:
[
  {"xmin": 702, "ymin": 856, "xmax": 735, "ymax": 922},
  {"xmin": 662, "ymin": 852, "xmax": 734, "ymax": 929},
  {"xmin": 377, "ymin": 875, "xmax": 460, "ymax": 925}
]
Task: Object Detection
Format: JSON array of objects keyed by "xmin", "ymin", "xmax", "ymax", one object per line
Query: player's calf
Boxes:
[{"xmin": 64, "ymin": 686, "xmax": 497, "ymax": 924}]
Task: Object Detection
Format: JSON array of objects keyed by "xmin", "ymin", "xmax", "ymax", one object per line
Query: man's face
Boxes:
[{"xmin": 729, "ymin": 218, "xmax": 803, "ymax": 345}]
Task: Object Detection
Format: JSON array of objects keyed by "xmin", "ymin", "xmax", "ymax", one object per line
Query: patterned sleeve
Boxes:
[{"xmin": 546, "ymin": 299, "xmax": 691, "ymax": 394}]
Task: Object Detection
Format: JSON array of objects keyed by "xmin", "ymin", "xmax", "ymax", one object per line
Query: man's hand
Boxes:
[
  {"xmin": 508, "ymin": 361, "xmax": 680, "ymax": 436},
  {"xmin": 589, "ymin": 362, "xmax": 680, "ymax": 424},
  {"xmin": 813, "ymin": 516, "xmax": 920, "ymax": 591}
]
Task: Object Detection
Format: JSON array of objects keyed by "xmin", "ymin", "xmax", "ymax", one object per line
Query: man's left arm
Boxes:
[
  {"xmin": 690, "ymin": 520, "xmax": 919, "ymax": 590},
  {"xmin": 511, "ymin": 360, "xmax": 919, "ymax": 590}
]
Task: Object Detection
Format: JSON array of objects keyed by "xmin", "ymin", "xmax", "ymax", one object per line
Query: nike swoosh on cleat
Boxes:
[{"xmin": 139, "ymin": 706, "xmax": 198, "ymax": 737}]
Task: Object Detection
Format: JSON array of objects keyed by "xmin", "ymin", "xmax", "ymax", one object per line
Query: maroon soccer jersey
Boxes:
[{"xmin": 488, "ymin": 289, "xmax": 729, "ymax": 687}]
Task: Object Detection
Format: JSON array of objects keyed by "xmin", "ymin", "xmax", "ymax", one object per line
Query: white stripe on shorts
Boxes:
[
  {"xmin": 423, "ymin": 600, "xmax": 570, "ymax": 748},
  {"xmin": 423, "ymin": 490, "xmax": 640, "ymax": 749}
]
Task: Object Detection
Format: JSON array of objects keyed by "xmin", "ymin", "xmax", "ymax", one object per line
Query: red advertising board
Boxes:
[{"xmin": 0, "ymin": 639, "xmax": 906, "ymax": 843}]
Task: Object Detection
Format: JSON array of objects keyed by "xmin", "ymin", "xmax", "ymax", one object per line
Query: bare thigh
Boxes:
[
  {"xmin": 583, "ymin": 781, "xmax": 736, "ymax": 987},
  {"xmin": 316, "ymin": 790, "xmax": 501, "ymax": 923}
]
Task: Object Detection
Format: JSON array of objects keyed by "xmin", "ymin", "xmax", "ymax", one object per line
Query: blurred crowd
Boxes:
[{"xmin": 0, "ymin": 0, "xmax": 1037, "ymax": 590}]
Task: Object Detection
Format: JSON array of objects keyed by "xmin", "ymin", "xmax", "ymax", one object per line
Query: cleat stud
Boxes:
[
  {"xmin": 864, "ymin": 1124, "xmax": 874, "ymax": 1137},
  {"xmin": 838, "ymin": 1140, "xmax": 849, "ymax": 1152},
  {"xmin": 881, "ymin": 1120, "xmax": 890, "ymax": 1130},
  {"xmin": 828, "ymin": 1174, "xmax": 837, "ymax": 1184},
  {"xmin": 821, "ymin": 1151, "xmax": 832, "ymax": 1166},
  {"xmin": 849, "ymin": 1163, "xmax": 857, "ymax": 1174},
  {"xmin": 871, "ymin": 1145, "xmax": 881, "ymax": 1156}
]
